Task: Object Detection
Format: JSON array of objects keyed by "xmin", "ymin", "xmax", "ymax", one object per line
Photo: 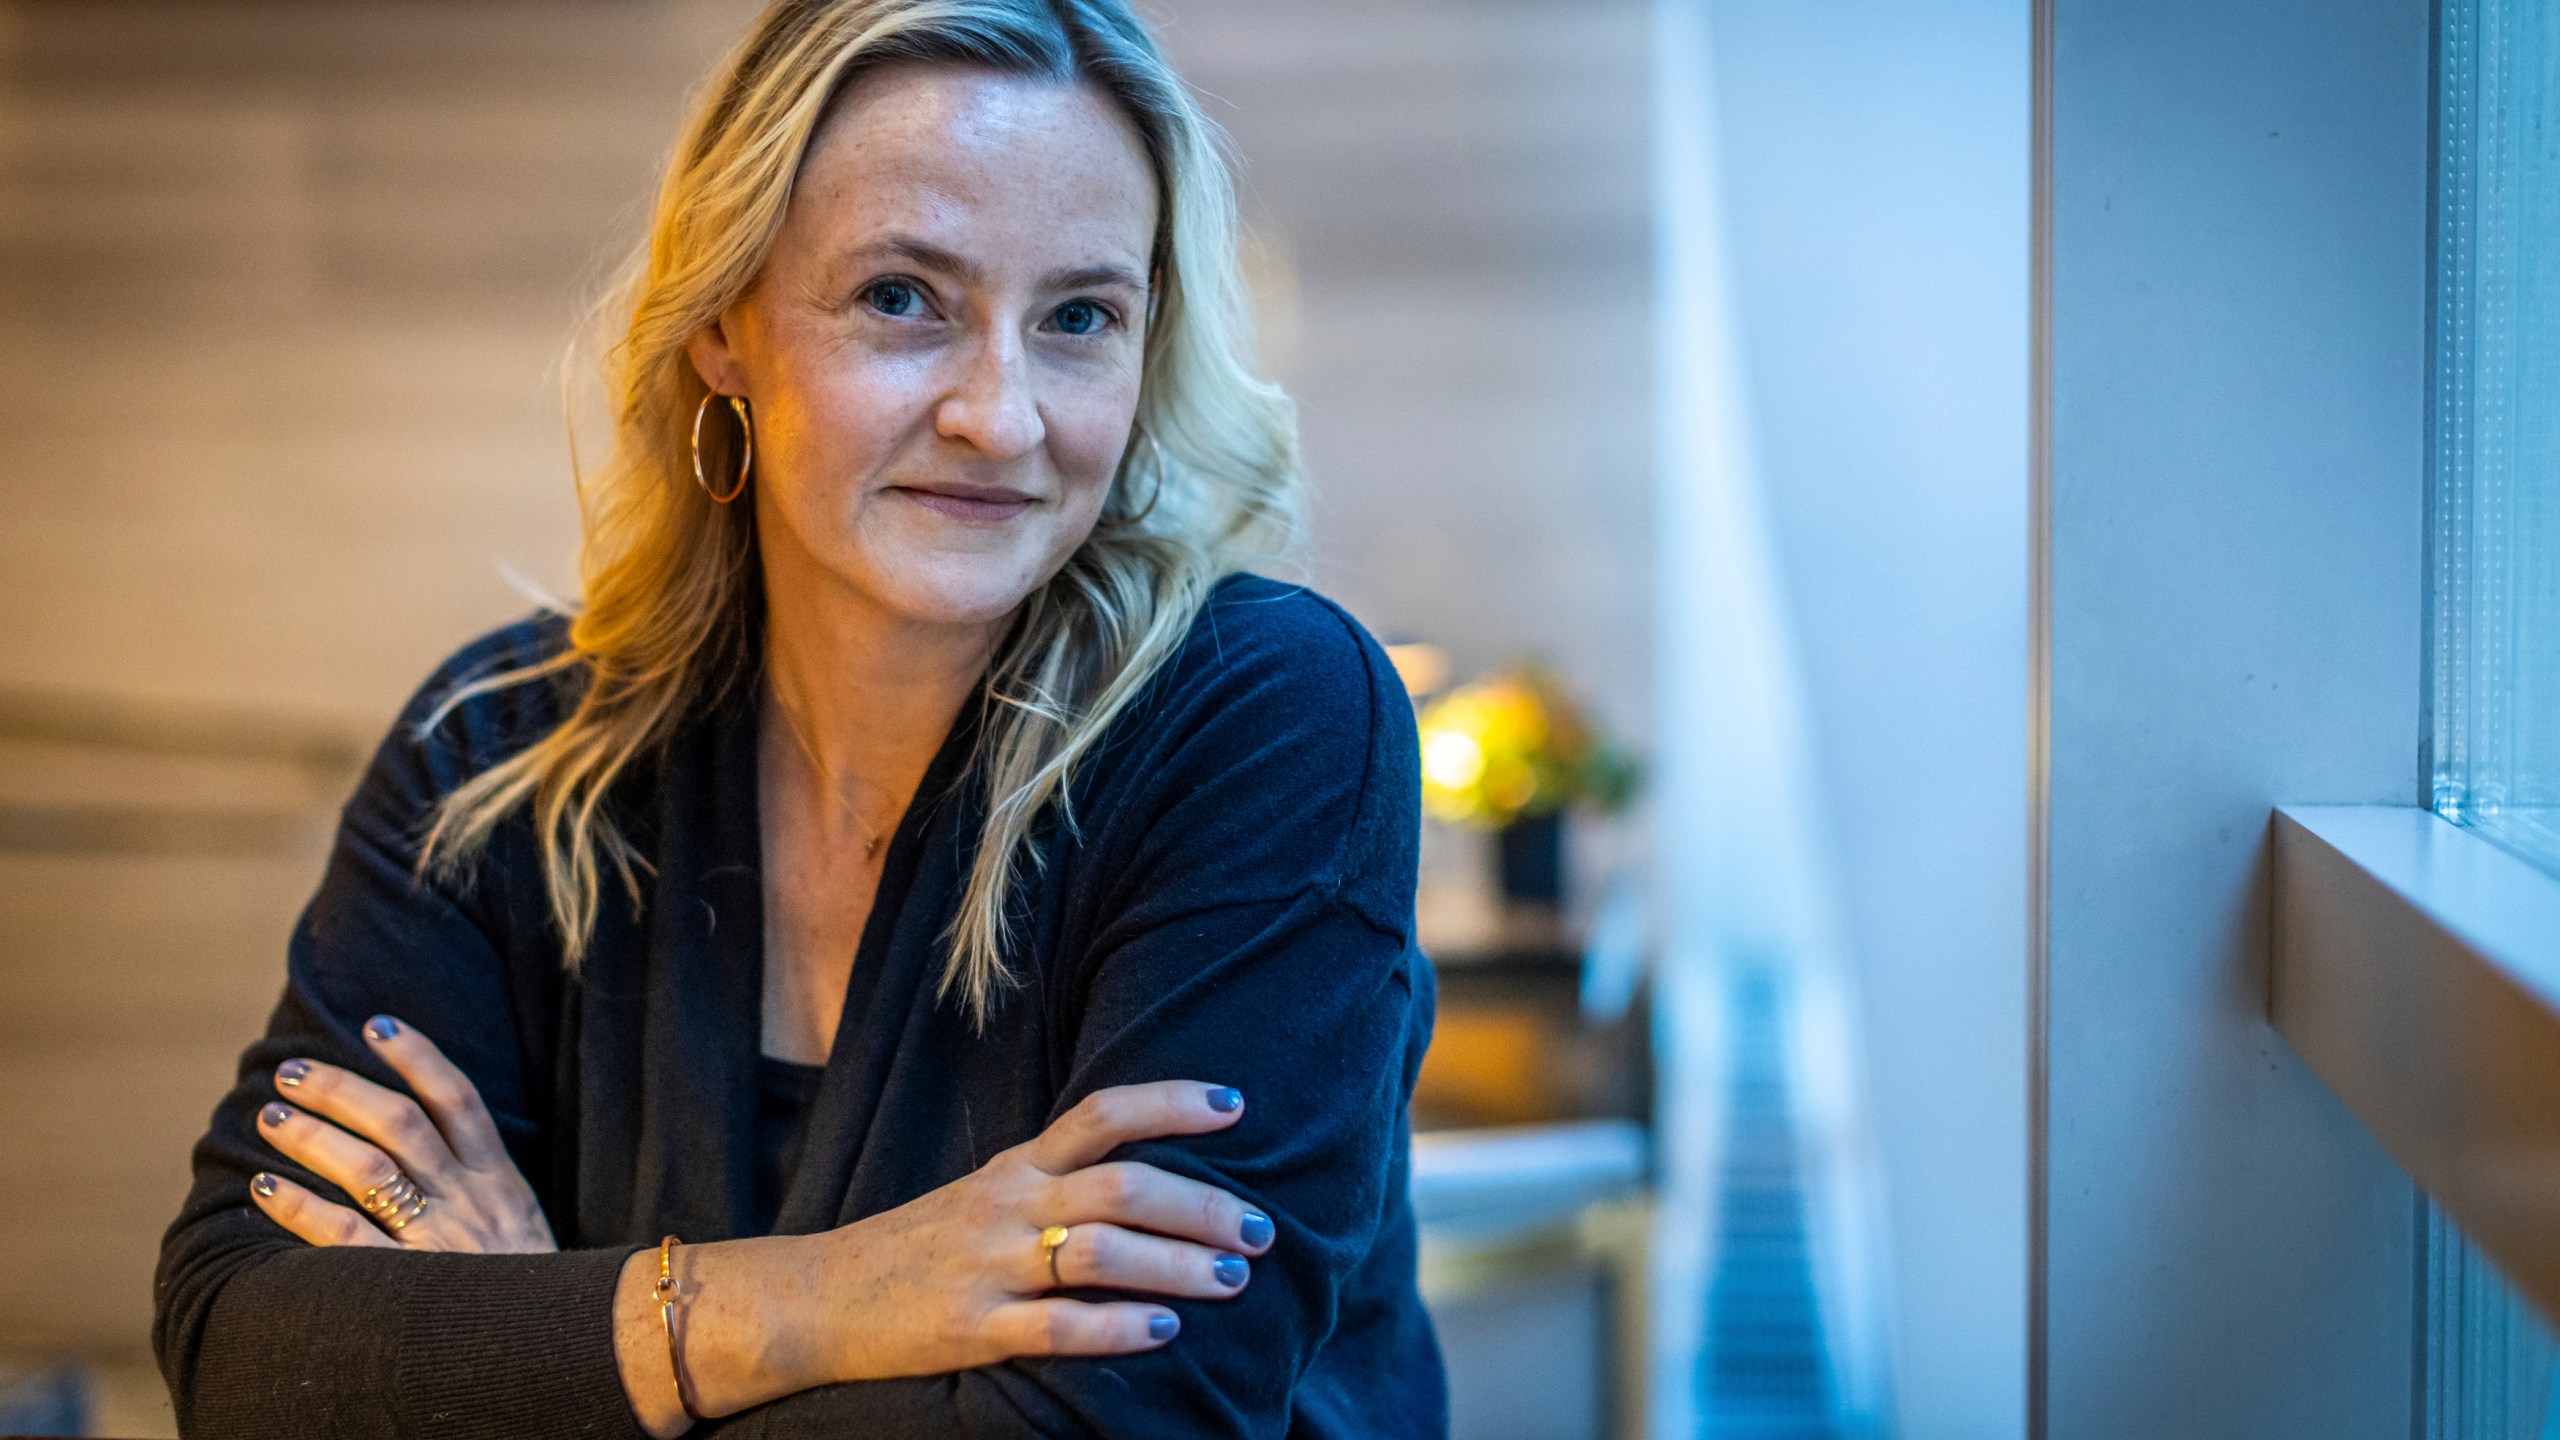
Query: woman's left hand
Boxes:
[{"xmin": 247, "ymin": 1014, "xmax": 557, "ymax": 1255}]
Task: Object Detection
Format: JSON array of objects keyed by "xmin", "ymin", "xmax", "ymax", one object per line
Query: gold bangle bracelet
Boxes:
[{"xmin": 654, "ymin": 1235, "xmax": 699, "ymax": 1422}]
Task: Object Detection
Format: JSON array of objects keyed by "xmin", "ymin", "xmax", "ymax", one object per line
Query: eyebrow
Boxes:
[
  {"xmin": 1042, "ymin": 262, "xmax": 1150, "ymax": 294},
  {"xmin": 857, "ymin": 235, "xmax": 1149, "ymax": 295}
]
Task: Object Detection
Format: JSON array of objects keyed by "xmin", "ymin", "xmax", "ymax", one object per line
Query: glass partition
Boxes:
[
  {"xmin": 2428, "ymin": 4, "xmax": 2560, "ymax": 1435},
  {"xmin": 2421, "ymin": 1204, "xmax": 2560, "ymax": 1440},
  {"xmin": 2430, "ymin": 0, "xmax": 2560, "ymax": 875}
]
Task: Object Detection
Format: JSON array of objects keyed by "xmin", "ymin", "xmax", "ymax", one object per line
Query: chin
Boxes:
[{"xmin": 864, "ymin": 549, "xmax": 1065, "ymax": 629}]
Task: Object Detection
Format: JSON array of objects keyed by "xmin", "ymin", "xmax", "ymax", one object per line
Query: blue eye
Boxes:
[
  {"xmin": 1052, "ymin": 300, "xmax": 1108, "ymax": 336},
  {"xmin": 863, "ymin": 279, "xmax": 925, "ymax": 317}
]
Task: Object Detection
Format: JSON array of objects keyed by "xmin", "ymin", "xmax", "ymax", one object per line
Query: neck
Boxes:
[{"xmin": 759, "ymin": 551, "xmax": 1003, "ymax": 833}]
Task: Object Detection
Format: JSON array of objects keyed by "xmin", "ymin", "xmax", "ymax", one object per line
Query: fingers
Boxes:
[
  {"xmin": 354, "ymin": 1015, "xmax": 513, "ymax": 1172},
  {"xmin": 1024, "ymin": 1082, "xmax": 1244, "ymax": 1175},
  {"xmin": 271, "ymin": 1055, "xmax": 461, "ymax": 1191},
  {"xmin": 257, "ymin": 1100, "xmax": 418, "ymax": 1217},
  {"xmin": 982, "ymin": 1298, "xmax": 1182, "ymax": 1357},
  {"xmin": 1045, "ymin": 1222, "xmax": 1251, "ymax": 1300},
  {"xmin": 1044, "ymin": 1162, "xmax": 1273, "ymax": 1255},
  {"xmin": 247, "ymin": 1170, "xmax": 396, "ymax": 1249}
]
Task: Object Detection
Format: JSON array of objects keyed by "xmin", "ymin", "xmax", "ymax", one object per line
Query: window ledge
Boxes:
[{"xmin": 2273, "ymin": 805, "xmax": 2560, "ymax": 1320}]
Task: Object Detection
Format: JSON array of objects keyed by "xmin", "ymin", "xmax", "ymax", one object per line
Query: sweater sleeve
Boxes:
[
  {"xmin": 152, "ymin": 629, "xmax": 651, "ymax": 1440},
  {"xmin": 710, "ymin": 587, "xmax": 1431, "ymax": 1439}
]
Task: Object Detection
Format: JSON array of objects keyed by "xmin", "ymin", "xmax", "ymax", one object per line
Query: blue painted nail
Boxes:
[
  {"xmin": 252, "ymin": 1172, "xmax": 277, "ymax": 1198},
  {"xmin": 276, "ymin": 1059, "xmax": 310, "ymax": 1088},
  {"xmin": 259, "ymin": 1102, "xmax": 291, "ymax": 1128},
  {"xmin": 1206, "ymin": 1087, "xmax": 1242, "ymax": 1114},
  {"xmin": 1213, "ymin": 1254, "xmax": 1249, "ymax": 1288},
  {"xmin": 1148, "ymin": 1312, "xmax": 1179, "ymax": 1341},
  {"xmin": 364, "ymin": 1015, "xmax": 399, "ymax": 1041},
  {"xmin": 1239, "ymin": 1212, "xmax": 1274, "ymax": 1249}
]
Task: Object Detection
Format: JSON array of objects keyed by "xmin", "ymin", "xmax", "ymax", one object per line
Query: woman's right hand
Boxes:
[{"xmin": 617, "ymin": 1080, "xmax": 1274, "ymax": 1434}]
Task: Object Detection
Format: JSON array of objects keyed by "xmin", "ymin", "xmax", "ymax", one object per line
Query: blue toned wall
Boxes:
[
  {"xmin": 1702, "ymin": 2, "xmax": 2031, "ymax": 1436},
  {"xmin": 2044, "ymin": 0, "xmax": 2430, "ymax": 1433}
]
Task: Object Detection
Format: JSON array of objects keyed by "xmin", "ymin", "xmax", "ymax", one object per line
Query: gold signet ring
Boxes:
[{"xmin": 1040, "ymin": 1224, "xmax": 1071, "ymax": 1287}]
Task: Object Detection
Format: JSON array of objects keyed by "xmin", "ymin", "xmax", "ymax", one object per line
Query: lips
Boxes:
[{"xmin": 892, "ymin": 484, "xmax": 1037, "ymax": 524}]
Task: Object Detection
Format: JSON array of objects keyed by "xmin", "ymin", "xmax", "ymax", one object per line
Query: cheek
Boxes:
[
  {"xmin": 1054, "ymin": 431, "xmax": 1126, "ymax": 517},
  {"xmin": 763, "ymin": 358, "xmax": 932, "ymax": 491},
  {"xmin": 1045, "ymin": 371, "xmax": 1146, "ymax": 504}
]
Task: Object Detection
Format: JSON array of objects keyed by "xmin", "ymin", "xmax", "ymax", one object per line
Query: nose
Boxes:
[{"xmin": 934, "ymin": 327, "xmax": 1044, "ymax": 462}]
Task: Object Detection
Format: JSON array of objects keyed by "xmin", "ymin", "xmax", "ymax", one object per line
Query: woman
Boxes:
[{"xmin": 150, "ymin": 2, "xmax": 1442, "ymax": 1435}]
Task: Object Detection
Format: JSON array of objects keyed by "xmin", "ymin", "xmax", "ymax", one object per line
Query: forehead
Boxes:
[{"xmin": 786, "ymin": 65, "xmax": 1158, "ymax": 274}]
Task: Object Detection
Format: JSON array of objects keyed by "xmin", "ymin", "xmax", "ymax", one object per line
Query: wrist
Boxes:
[
  {"xmin": 678, "ymin": 1231, "xmax": 843, "ymax": 1408},
  {"xmin": 744, "ymin": 1231, "xmax": 846, "ymax": 1395},
  {"xmin": 612, "ymin": 1248, "xmax": 692, "ymax": 1439}
]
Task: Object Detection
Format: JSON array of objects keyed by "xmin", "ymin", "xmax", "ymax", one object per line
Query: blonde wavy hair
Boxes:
[{"xmin": 421, "ymin": 0, "xmax": 1303, "ymax": 1023}]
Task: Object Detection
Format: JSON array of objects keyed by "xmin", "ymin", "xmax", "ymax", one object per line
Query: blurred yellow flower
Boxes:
[
  {"xmin": 1414, "ymin": 664, "xmax": 1636, "ymax": 828},
  {"xmin": 1422, "ymin": 728, "xmax": 1486, "ymax": 791}
]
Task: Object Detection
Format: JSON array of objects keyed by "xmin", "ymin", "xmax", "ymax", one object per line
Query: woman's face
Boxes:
[{"xmin": 688, "ymin": 66, "xmax": 1158, "ymax": 630}]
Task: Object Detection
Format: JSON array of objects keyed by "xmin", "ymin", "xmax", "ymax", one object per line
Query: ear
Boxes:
[{"xmin": 685, "ymin": 313, "xmax": 748, "ymax": 398}]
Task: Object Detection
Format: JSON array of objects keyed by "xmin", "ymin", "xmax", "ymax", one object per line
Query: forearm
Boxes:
[
  {"xmin": 613, "ymin": 1233, "xmax": 841, "ymax": 1437},
  {"xmin": 160, "ymin": 1229, "xmax": 645, "ymax": 1439}
]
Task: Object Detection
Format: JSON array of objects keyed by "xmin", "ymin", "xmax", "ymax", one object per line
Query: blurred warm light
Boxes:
[
  {"xmin": 1411, "ymin": 1007, "xmax": 1562, "ymax": 1127},
  {"xmin": 1384, "ymin": 642, "xmax": 1450, "ymax": 698},
  {"xmin": 1421, "ymin": 727, "xmax": 1486, "ymax": 792}
]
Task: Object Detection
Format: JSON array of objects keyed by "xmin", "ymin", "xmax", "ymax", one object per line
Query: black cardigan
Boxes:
[{"xmin": 153, "ymin": 574, "xmax": 1446, "ymax": 1439}]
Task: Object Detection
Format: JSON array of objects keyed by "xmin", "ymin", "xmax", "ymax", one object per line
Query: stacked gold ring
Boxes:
[{"xmin": 359, "ymin": 1172, "xmax": 430, "ymax": 1233}]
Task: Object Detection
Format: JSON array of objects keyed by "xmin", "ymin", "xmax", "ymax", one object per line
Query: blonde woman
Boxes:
[{"xmin": 152, "ymin": 3, "xmax": 1441, "ymax": 1435}]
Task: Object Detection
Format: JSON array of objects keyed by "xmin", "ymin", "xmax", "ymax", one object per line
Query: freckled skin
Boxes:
[
  {"xmin": 688, "ymin": 65, "xmax": 1161, "ymax": 631},
  {"xmin": 689, "ymin": 68, "xmax": 1164, "ymax": 1072}
]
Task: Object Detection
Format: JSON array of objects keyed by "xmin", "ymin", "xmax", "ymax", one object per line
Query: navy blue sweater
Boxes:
[{"xmin": 153, "ymin": 574, "xmax": 1445, "ymax": 1438}]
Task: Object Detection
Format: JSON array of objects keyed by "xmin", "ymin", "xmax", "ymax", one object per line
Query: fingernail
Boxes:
[
  {"xmin": 276, "ymin": 1059, "xmax": 310, "ymax": 1088},
  {"xmin": 1213, "ymin": 1254, "xmax": 1248, "ymax": 1288},
  {"xmin": 259, "ymin": 1102, "xmax": 292, "ymax": 1128},
  {"xmin": 1148, "ymin": 1312, "xmax": 1180, "ymax": 1341},
  {"xmin": 1206, "ymin": 1087, "xmax": 1242, "ymax": 1113},
  {"xmin": 252, "ymin": 1172, "xmax": 277, "ymax": 1198},
  {"xmin": 364, "ymin": 1015, "xmax": 400, "ymax": 1041},
  {"xmin": 1239, "ymin": 1212, "xmax": 1274, "ymax": 1249}
]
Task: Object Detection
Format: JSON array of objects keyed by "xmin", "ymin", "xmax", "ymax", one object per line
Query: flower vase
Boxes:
[{"xmin": 1495, "ymin": 810, "xmax": 1564, "ymax": 908}]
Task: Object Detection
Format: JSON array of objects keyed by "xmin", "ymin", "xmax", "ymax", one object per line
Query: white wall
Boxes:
[
  {"xmin": 1650, "ymin": 0, "xmax": 2437, "ymax": 1428},
  {"xmin": 2044, "ymin": 0, "xmax": 2430, "ymax": 1432},
  {"xmin": 1702, "ymin": 2, "xmax": 2032, "ymax": 1435}
]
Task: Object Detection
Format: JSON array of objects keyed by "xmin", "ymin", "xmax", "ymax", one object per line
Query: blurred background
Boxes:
[{"xmin": 0, "ymin": 1, "xmax": 2031, "ymax": 1437}]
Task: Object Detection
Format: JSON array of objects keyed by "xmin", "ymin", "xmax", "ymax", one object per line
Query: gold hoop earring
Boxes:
[
  {"xmin": 692, "ymin": 393, "xmax": 753, "ymax": 504},
  {"xmin": 1107, "ymin": 426, "xmax": 1166, "ymax": 527}
]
